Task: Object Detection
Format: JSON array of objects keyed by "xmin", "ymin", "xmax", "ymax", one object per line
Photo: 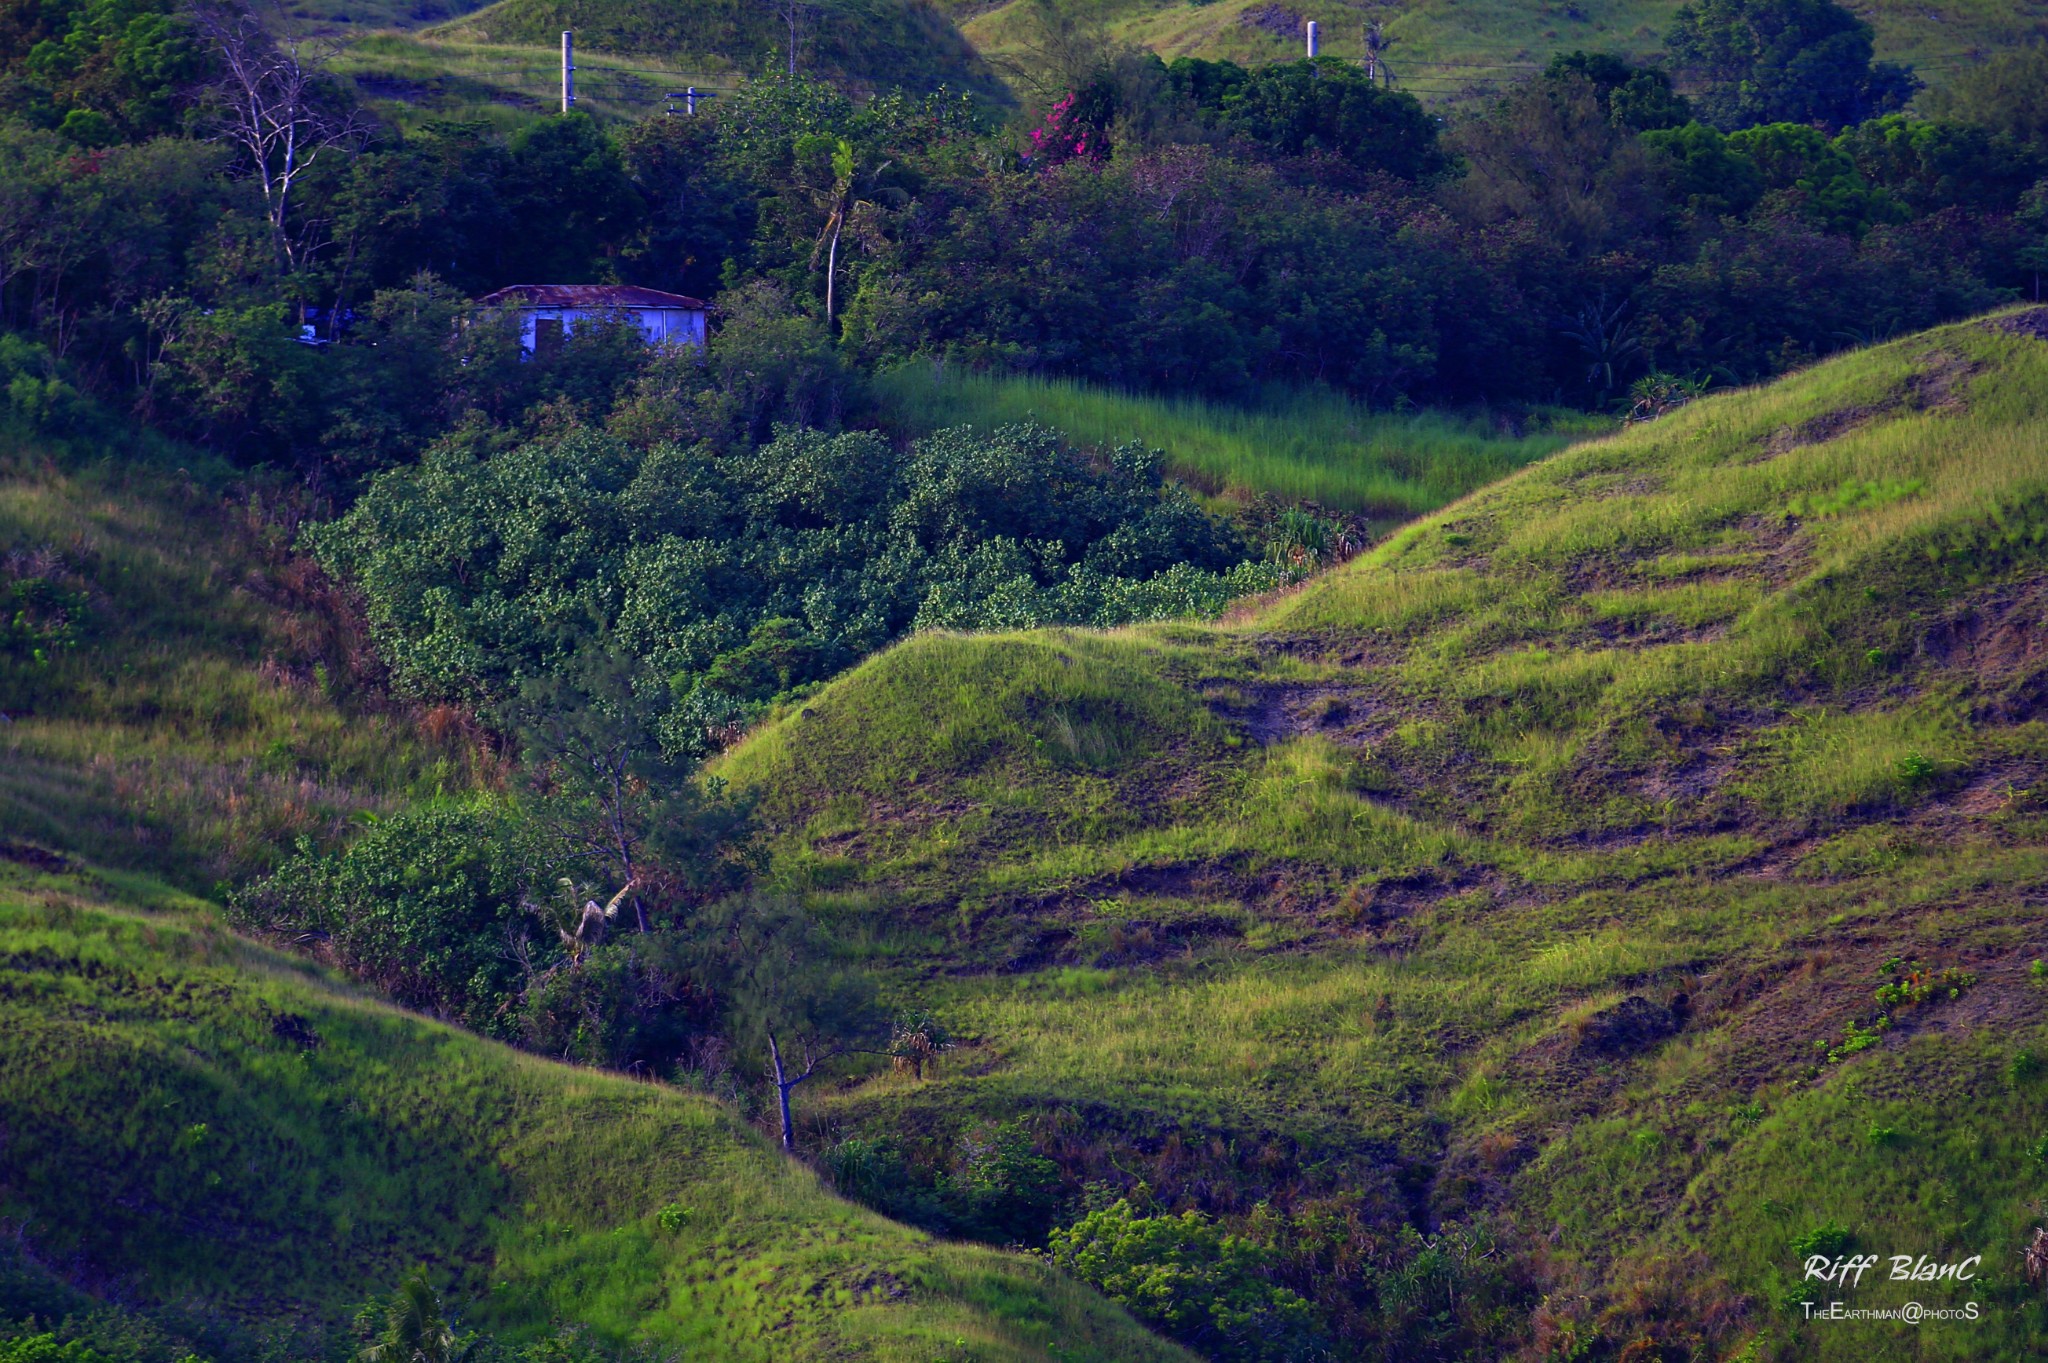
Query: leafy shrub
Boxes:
[
  {"xmin": 1873, "ymin": 957, "xmax": 1976, "ymax": 1006},
  {"xmin": 1815, "ymin": 1015, "xmax": 1890, "ymax": 1063},
  {"xmin": 228, "ymin": 805, "xmax": 545, "ymax": 1031},
  {"xmin": 515, "ymin": 934, "xmax": 711, "ymax": 1073},
  {"xmin": 951, "ymin": 1123, "xmax": 1067, "ymax": 1246},
  {"xmin": 314, "ymin": 420, "xmax": 1268, "ymax": 757},
  {"xmin": 0, "ymin": 336, "xmax": 95, "ymax": 439},
  {"xmin": 0, "ymin": 1335, "xmax": 113, "ymax": 1363},
  {"xmin": 1894, "ymin": 753, "xmax": 1941, "ymax": 789},
  {"xmin": 822, "ymin": 1137, "xmax": 948, "ymax": 1228},
  {"xmin": 1046, "ymin": 1199, "xmax": 1331, "ymax": 1363},
  {"xmin": 1792, "ymin": 1223, "xmax": 1855, "ymax": 1259},
  {"xmin": 0, "ymin": 564, "xmax": 89, "ymax": 664}
]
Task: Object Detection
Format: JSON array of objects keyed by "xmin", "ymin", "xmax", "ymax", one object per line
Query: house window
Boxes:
[{"xmin": 533, "ymin": 315, "xmax": 563, "ymax": 359}]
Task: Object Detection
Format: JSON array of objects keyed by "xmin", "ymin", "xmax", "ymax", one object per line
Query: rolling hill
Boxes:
[
  {"xmin": 6, "ymin": 310, "xmax": 2048, "ymax": 1359},
  {"xmin": 316, "ymin": 0, "xmax": 2045, "ymax": 128},
  {"xmin": 0, "ymin": 865, "xmax": 1193, "ymax": 1361},
  {"xmin": 0, "ymin": 441, "xmax": 1183, "ymax": 1360},
  {"xmin": 713, "ymin": 308, "xmax": 2048, "ymax": 1355}
]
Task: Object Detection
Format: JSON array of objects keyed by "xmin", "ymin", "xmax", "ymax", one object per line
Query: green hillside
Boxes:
[
  {"xmin": 0, "ymin": 866, "xmax": 1192, "ymax": 1362},
  {"xmin": 954, "ymin": 0, "xmax": 2048, "ymax": 101},
  {"xmin": 0, "ymin": 444, "xmax": 497, "ymax": 891},
  {"xmin": 429, "ymin": 0, "xmax": 1009, "ymax": 100},
  {"xmin": 0, "ymin": 441, "xmax": 1186, "ymax": 1361},
  {"xmin": 714, "ymin": 309, "xmax": 2048, "ymax": 1355}
]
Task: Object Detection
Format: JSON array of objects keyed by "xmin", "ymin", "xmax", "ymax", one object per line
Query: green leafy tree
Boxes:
[
  {"xmin": 1641, "ymin": 120, "xmax": 1765, "ymax": 217},
  {"xmin": 1833, "ymin": 115, "xmax": 2046, "ymax": 215},
  {"xmin": 1199, "ymin": 59, "xmax": 1453, "ymax": 181},
  {"xmin": 1451, "ymin": 73, "xmax": 1663, "ymax": 260},
  {"xmin": 1047, "ymin": 1200, "xmax": 1331, "ymax": 1363},
  {"xmin": 1922, "ymin": 45, "xmax": 2048, "ymax": 154},
  {"xmin": 511, "ymin": 649, "xmax": 751, "ymax": 932},
  {"xmin": 1668, "ymin": 0, "xmax": 1918, "ymax": 131},
  {"xmin": 1725, "ymin": 122, "xmax": 1903, "ymax": 234},
  {"xmin": 2, "ymin": 0, "xmax": 208, "ymax": 143},
  {"xmin": 1543, "ymin": 51, "xmax": 1692, "ymax": 132},
  {"xmin": 497, "ymin": 113, "xmax": 645, "ymax": 284}
]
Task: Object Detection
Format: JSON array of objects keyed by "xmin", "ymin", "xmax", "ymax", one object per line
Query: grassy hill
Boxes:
[
  {"xmin": 0, "ymin": 441, "xmax": 1187, "ymax": 1360},
  {"xmin": 9, "ymin": 310, "xmax": 2048, "ymax": 1358},
  {"xmin": 314, "ymin": 0, "xmax": 2043, "ymax": 128},
  {"xmin": 952, "ymin": 0, "xmax": 2048, "ymax": 103},
  {"xmin": 427, "ymin": 0, "xmax": 1010, "ymax": 101},
  {"xmin": 714, "ymin": 308, "xmax": 2048, "ymax": 1355},
  {"xmin": 329, "ymin": 32, "xmax": 727, "ymax": 128},
  {"xmin": 0, "ymin": 865, "xmax": 1192, "ymax": 1361}
]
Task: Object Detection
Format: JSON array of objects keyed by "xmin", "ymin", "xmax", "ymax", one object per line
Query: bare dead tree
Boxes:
[
  {"xmin": 764, "ymin": 1027, "xmax": 820, "ymax": 1151},
  {"xmin": 760, "ymin": 0, "xmax": 815, "ymax": 78},
  {"xmin": 188, "ymin": 3, "xmax": 363, "ymax": 272}
]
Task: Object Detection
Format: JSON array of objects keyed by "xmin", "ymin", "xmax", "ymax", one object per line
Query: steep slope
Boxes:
[
  {"xmin": 0, "ymin": 441, "xmax": 498, "ymax": 890},
  {"xmin": 714, "ymin": 309, "xmax": 2048, "ymax": 1355}
]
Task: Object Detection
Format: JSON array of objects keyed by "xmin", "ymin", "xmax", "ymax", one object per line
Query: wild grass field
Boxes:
[
  {"xmin": 873, "ymin": 365, "xmax": 1596, "ymax": 519},
  {"xmin": 716, "ymin": 308, "xmax": 2048, "ymax": 1356}
]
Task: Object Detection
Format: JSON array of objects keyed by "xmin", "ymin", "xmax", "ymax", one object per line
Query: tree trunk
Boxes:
[
  {"xmin": 768, "ymin": 1030, "xmax": 796, "ymax": 1150},
  {"xmin": 825, "ymin": 221, "xmax": 841, "ymax": 328}
]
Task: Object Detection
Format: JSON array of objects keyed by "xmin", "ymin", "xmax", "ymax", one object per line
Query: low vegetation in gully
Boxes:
[{"xmin": 2, "ymin": 0, "xmax": 2047, "ymax": 1358}]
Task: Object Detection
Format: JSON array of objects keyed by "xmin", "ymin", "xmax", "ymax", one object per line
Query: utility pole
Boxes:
[
  {"xmin": 561, "ymin": 31, "xmax": 575, "ymax": 113},
  {"xmin": 664, "ymin": 87, "xmax": 717, "ymax": 116}
]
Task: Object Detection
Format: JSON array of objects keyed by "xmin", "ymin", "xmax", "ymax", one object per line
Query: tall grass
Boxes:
[
  {"xmin": 0, "ymin": 444, "xmax": 503, "ymax": 886},
  {"xmin": 873, "ymin": 364, "xmax": 1594, "ymax": 517}
]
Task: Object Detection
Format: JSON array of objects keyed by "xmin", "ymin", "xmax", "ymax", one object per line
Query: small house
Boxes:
[{"xmin": 476, "ymin": 284, "xmax": 709, "ymax": 356}]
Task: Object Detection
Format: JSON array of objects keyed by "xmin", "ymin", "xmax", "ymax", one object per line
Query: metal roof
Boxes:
[{"xmin": 475, "ymin": 285, "xmax": 709, "ymax": 310}]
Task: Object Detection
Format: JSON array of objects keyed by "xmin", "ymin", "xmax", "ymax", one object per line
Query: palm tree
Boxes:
[
  {"xmin": 810, "ymin": 140, "xmax": 903, "ymax": 331},
  {"xmin": 358, "ymin": 1269, "xmax": 476, "ymax": 1363},
  {"xmin": 1557, "ymin": 292, "xmax": 1644, "ymax": 408}
]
